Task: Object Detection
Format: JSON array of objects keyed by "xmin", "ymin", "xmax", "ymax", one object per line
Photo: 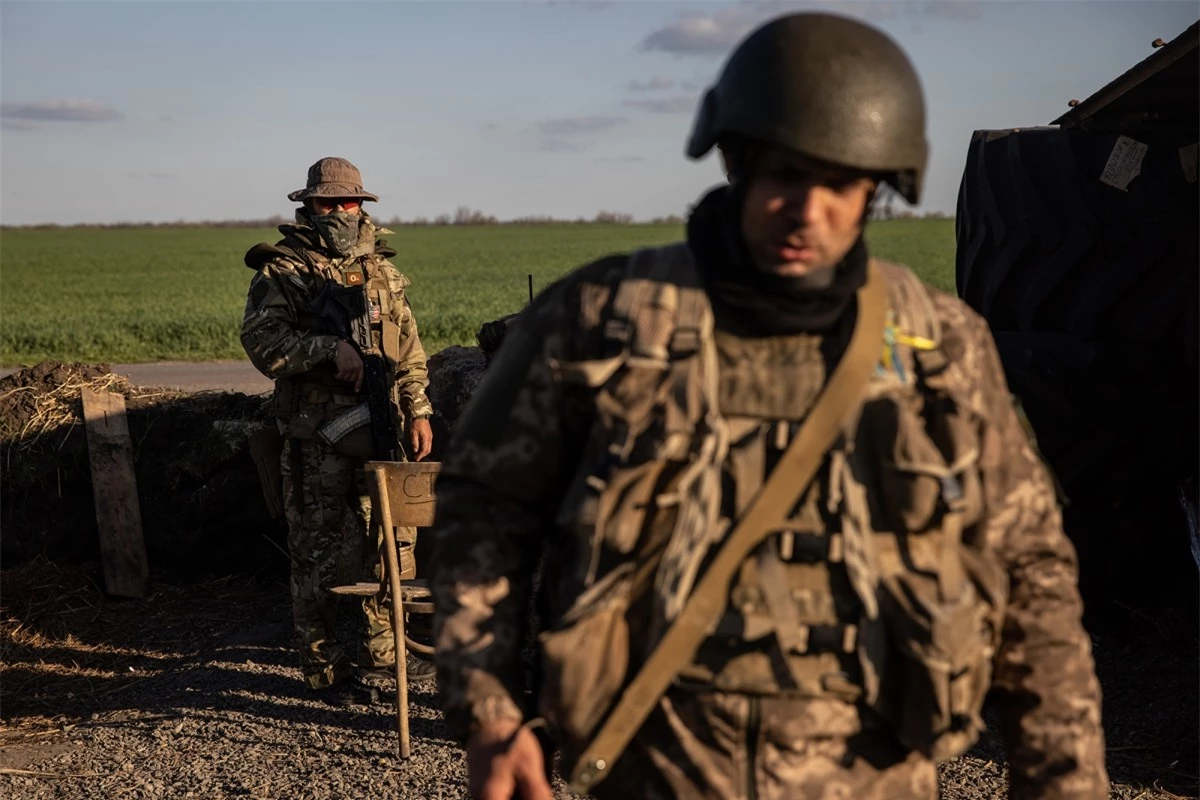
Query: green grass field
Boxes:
[{"xmin": 0, "ymin": 219, "xmax": 957, "ymax": 366}]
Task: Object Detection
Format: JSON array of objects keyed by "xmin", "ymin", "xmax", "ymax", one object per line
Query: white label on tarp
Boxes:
[
  {"xmin": 1100, "ymin": 135, "xmax": 1149, "ymax": 191},
  {"xmin": 1179, "ymin": 142, "xmax": 1198, "ymax": 183}
]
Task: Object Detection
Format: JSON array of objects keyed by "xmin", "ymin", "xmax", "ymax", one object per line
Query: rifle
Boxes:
[{"xmin": 309, "ymin": 277, "xmax": 406, "ymax": 461}]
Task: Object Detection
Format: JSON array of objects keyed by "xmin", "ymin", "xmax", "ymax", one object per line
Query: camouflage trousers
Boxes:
[
  {"xmin": 280, "ymin": 436, "xmax": 413, "ymax": 689},
  {"xmin": 589, "ymin": 689, "xmax": 936, "ymax": 800}
]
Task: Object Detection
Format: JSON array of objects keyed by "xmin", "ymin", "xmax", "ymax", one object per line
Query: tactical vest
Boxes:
[
  {"xmin": 536, "ymin": 243, "xmax": 1009, "ymax": 768},
  {"xmin": 245, "ymin": 236, "xmax": 412, "ymax": 446}
]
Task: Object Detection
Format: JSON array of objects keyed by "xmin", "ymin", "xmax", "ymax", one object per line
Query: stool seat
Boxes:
[{"xmin": 330, "ymin": 579, "xmax": 432, "ymax": 600}]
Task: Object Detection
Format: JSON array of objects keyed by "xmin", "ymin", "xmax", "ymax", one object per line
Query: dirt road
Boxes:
[{"xmin": 0, "ymin": 360, "xmax": 272, "ymax": 395}]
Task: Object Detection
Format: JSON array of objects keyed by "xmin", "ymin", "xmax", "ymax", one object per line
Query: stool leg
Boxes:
[{"xmin": 374, "ymin": 469, "xmax": 410, "ymax": 760}]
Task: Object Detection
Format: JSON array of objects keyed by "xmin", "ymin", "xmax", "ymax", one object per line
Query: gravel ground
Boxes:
[{"xmin": 2, "ymin": 559, "xmax": 1196, "ymax": 800}]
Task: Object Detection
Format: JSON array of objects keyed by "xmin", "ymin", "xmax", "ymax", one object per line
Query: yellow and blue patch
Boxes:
[{"xmin": 877, "ymin": 310, "xmax": 937, "ymax": 380}]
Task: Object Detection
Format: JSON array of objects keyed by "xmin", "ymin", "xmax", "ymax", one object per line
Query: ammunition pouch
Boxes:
[
  {"xmin": 852, "ymin": 387, "xmax": 1004, "ymax": 762},
  {"xmin": 381, "ymin": 318, "xmax": 403, "ymax": 367},
  {"xmin": 873, "ymin": 543, "xmax": 1006, "ymax": 761},
  {"xmin": 247, "ymin": 425, "xmax": 285, "ymax": 520},
  {"xmin": 536, "ymin": 571, "xmax": 634, "ymax": 766},
  {"xmin": 271, "ymin": 376, "xmax": 302, "ymax": 418}
]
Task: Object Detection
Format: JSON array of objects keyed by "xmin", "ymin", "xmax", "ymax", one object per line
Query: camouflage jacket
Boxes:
[
  {"xmin": 240, "ymin": 213, "xmax": 433, "ymax": 423},
  {"xmin": 430, "ymin": 245, "xmax": 1107, "ymax": 799}
]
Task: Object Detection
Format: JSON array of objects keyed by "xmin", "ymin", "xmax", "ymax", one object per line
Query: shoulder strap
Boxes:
[
  {"xmin": 606, "ymin": 243, "xmax": 704, "ymax": 364},
  {"xmin": 243, "ymin": 242, "xmax": 301, "ymax": 271},
  {"xmin": 243, "ymin": 236, "xmax": 327, "ymax": 275},
  {"xmin": 568, "ymin": 260, "xmax": 890, "ymax": 794},
  {"xmin": 551, "ymin": 243, "xmax": 706, "ymax": 387}
]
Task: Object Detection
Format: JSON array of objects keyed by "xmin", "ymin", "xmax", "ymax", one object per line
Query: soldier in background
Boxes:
[
  {"xmin": 430, "ymin": 12, "xmax": 1108, "ymax": 800},
  {"xmin": 241, "ymin": 157, "xmax": 435, "ymax": 706}
]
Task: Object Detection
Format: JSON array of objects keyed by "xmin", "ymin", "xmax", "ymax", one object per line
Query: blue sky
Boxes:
[{"xmin": 2, "ymin": 0, "xmax": 1196, "ymax": 225}]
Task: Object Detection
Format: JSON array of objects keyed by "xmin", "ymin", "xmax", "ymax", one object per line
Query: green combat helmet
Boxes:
[{"xmin": 686, "ymin": 12, "xmax": 929, "ymax": 204}]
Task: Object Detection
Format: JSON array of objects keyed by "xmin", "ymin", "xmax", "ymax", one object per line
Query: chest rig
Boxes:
[
  {"xmin": 265, "ymin": 242, "xmax": 412, "ymax": 437},
  {"xmin": 547, "ymin": 243, "xmax": 1008, "ymax": 775},
  {"xmin": 297, "ymin": 251, "xmax": 403, "ymax": 366}
]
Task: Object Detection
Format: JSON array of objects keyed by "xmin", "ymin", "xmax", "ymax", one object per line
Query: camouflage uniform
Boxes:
[
  {"xmin": 241, "ymin": 158, "xmax": 432, "ymax": 690},
  {"xmin": 429, "ymin": 242, "xmax": 1108, "ymax": 799},
  {"xmin": 430, "ymin": 13, "xmax": 1107, "ymax": 800}
]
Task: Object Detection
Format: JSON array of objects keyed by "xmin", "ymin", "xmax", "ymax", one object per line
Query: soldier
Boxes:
[
  {"xmin": 430, "ymin": 12, "xmax": 1108, "ymax": 800},
  {"xmin": 241, "ymin": 156, "xmax": 436, "ymax": 707}
]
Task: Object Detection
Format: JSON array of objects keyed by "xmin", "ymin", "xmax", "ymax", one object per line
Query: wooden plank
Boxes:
[
  {"xmin": 329, "ymin": 582, "xmax": 381, "ymax": 597},
  {"xmin": 247, "ymin": 426, "xmax": 284, "ymax": 520},
  {"xmin": 80, "ymin": 388, "xmax": 148, "ymax": 598}
]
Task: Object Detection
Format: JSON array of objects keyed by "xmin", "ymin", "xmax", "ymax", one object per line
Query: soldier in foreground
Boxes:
[
  {"xmin": 241, "ymin": 157, "xmax": 436, "ymax": 706},
  {"xmin": 430, "ymin": 13, "xmax": 1108, "ymax": 800}
]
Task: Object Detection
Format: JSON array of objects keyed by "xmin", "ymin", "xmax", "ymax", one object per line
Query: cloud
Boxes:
[
  {"xmin": 596, "ymin": 155, "xmax": 646, "ymax": 163},
  {"xmin": 482, "ymin": 121, "xmax": 502, "ymax": 131},
  {"xmin": 128, "ymin": 172, "xmax": 175, "ymax": 180},
  {"xmin": 1, "ymin": 99, "xmax": 123, "ymax": 122},
  {"xmin": 754, "ymin": 0, "xmax": 984, "ymax": 20},
  {"xmin": 639, "ymin": 2, "xmax": 980, "ymax": 57},
  {"xmin": 906, "ymin": 1, "xmax": 982, "ymax": 21},
  {"xmin": 536, "ymin": 116, "xmax": 628, "ymax": 136},
  {"xmin": 538, "ymin": 137, "xmax": 590, "ymax": 154},
  {"xmin": 544, "ymin": 0, "xmax": 614, "ymax": 9},
  {"xmin": 639, "ymin": 7, "xmax": 758, "ymax": 57},
  {"xmin": 808, "ymin": 1, "xmax": 983, "ymax": 21},
  {"xmin": 622, "ymin": 96, "xmax": 698, "ymax": 115},
  {"xmin": 160, "ymin": 114, "xmax": 174, "ymax": 122},
  {"xmin": 626, "ymin": 76, "xmax": 675, "ymax": 92},
  {"xmin": 1, "ymin": 120, "xmax": 40, "ymax": 131}
]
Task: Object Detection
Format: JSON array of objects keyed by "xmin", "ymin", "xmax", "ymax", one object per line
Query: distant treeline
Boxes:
[
  {"xmin": 2, "ymin": 203, "xmax": 950, "ymax": 231},
  {"xmin": 2, "ymin": 207, "xmax": 683, "ymax": 231}
]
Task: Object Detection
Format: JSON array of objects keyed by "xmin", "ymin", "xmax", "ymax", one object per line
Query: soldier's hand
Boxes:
[
  {"xmin": 466, "ymin": 719, "xmax": 553, "ymax": 800},
  {"xmin": 410, "ymin": 418, "xmax": 433, "ymax": 461},
  {"xmin": 333, "ymin": 339, "xmax": 364, "ymax": 392}
]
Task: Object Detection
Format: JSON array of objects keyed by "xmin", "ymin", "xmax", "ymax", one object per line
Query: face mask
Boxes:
[{"xmin": 309, "ymin": 210, "xmax": 361, "ymax": 256}]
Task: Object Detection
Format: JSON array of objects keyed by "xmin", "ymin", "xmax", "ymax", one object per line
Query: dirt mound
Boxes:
[
  {"xmin": 1, "ymin": 362, "xmax": 149, "ymax": 445},
  {"xmin": 425, "ymin": 345, "xmax": 488, "ymax": 461},
  {"xmin": 1, "ymin": 362, "xmax": 282, "ymax": 577},
  {"xmin": 423, "ymin": 315, "xmax": 517, "ymax": 460},
  {"xmin": 0, "ymin": 345, "xmax": 502, "ymax": 579}
]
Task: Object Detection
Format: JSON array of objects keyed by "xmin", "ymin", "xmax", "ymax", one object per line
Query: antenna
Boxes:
[{"xmin": 528, "ymin": 274, "xmax": 533, "ymax": 305}]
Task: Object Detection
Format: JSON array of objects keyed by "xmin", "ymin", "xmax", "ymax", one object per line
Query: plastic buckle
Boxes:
[{"xmin": 669, "ymin": 327, "xmax": 701, "ymax": 357}]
